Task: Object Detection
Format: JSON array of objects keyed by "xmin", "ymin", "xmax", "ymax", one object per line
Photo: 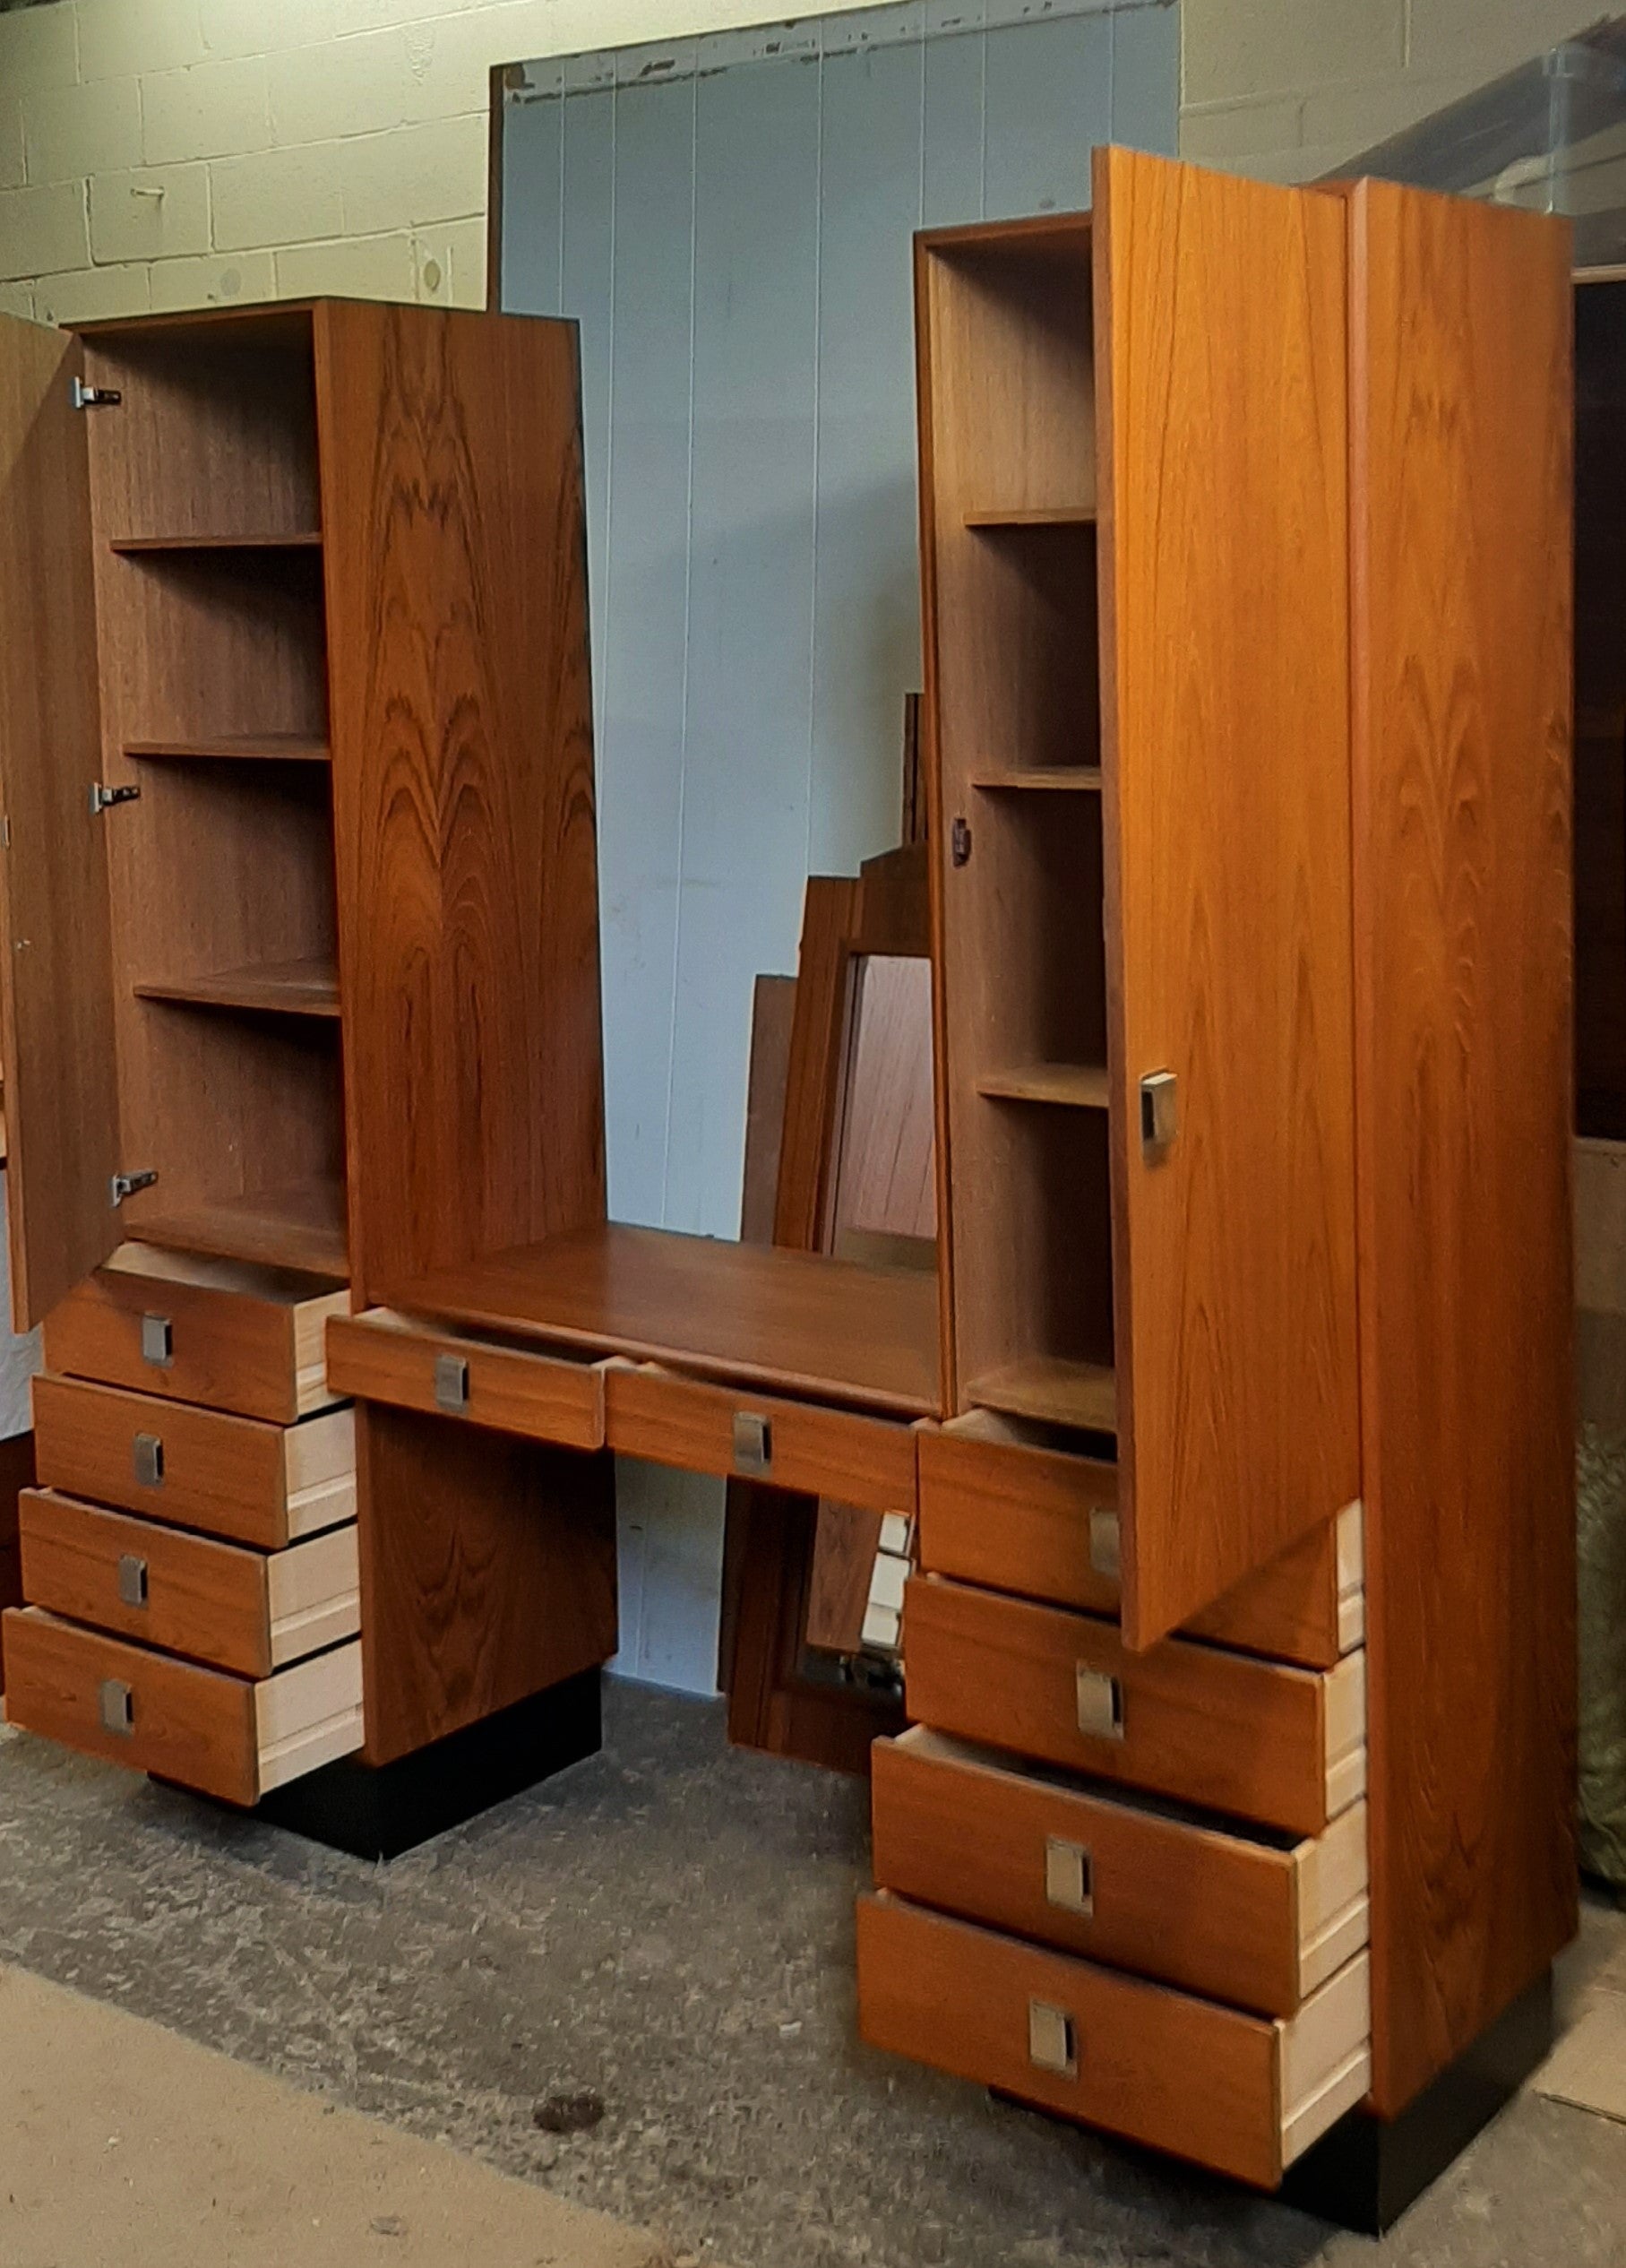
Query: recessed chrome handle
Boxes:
[
  {"xmin": 116, "ymin": 1553, "xmax": 149, "ymax": 1609},
  {"xmin": 1028, "ymin": 1998, "xmax": 1078, "ymax": 2076},
  {"xmin": 434, "ymin": 1353, "xmax": 469, "ymax": 1414},
  {"xmin": 140, "ymin": 1313, "xmax": 173, "ymax": 1366},
  {"xmin": 1076, "ymin": 1667, "xmax": 1125, "ymax": 1742},
  {"xmin": 132, "ymin": 1433, "xmax": 164, "ymax": 1488},
  {"xmin": 1088, "ymin": 1510, "xmax": 1120, "ymax": 1580},
  {"xmin": 1045, "ymin": 1836, "xmax": 1094, "ymax": 1917},
  {"xmin": 98, "ymin": 1678, "xmax": 134, "ymax": 1736},
  {"xmin": 733, "ymin": 1411, "xmax": 772, "ymax": 1476},
  {"xmin": 1140, "ymin": 1069, "xmax": 1177, "ymax": 1157}
]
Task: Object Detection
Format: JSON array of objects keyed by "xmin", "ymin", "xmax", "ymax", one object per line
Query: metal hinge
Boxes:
[
  {"xmin": 110, "ymin": 1170, "xmax": 158, "ymax": 1206},
  {"xmin": 89, "ymin": 783, "xmax": 140, "ymax": 815},
  {"xmin": 71, "ymin": 378, "xmax": 121, "ymax": 410},
  {"xmin": 951, "ymin": 815, "xmax": 972, "ymax": 868}
]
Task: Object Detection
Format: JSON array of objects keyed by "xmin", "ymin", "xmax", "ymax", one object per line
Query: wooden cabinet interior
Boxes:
[{"xmin": 1574, "ymin": 273, "xmax": 1626, "ymax": 1138}]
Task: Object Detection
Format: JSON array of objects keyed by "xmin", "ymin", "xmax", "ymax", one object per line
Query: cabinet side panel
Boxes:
[
  {"xmin": 356, "ymin": 1404, "xmax": 617, "ymax": 1764},
  {"xmin": 317, "ymin": 304, "xmax": 606, "ymax": 1301},
  {"xmin": 0, "ymin": 319, "xmax": 120, "ymax": 1324},
  {"xmin": 1350, "ymin": 181, "xmax": 1577, "ymax": 2115},
  {"xmin": 1096, "ymin": 150, "xmax": 1359, "ymax": 1648}
]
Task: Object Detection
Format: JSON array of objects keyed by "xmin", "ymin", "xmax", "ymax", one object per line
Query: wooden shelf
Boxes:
[
  {"xmin": 126, "ymin": 735, "xmax": 330, "ymax": 763},
  {"xmin": 109, "ymin": 532, "xmax": 323, "ymax": 555},
  {"xmin": 133, "ymin": 1177, "xmax": 348, "ymax": 1280},
  {"xmin": 971, "ymin": 767, "xmax": 1102, "ymax": 792},
  {"xmin": 964, "ymin": 506, "xmax": 1096, "ymax": 529},
  {"xmin": 977, "ymin": 1064, "xmax": 1109, "ymax": 1109},
  {"xmin": 392, "ymin": 1221, "xmax": 942, "ymax": 1419},
  {"xmin": 133, "ymin": 956, "xmax": 340, "ymax": 1020},
  {"xmin": 968, "ymin": 1357, "xmax": 1117, "ymax": 1436}
]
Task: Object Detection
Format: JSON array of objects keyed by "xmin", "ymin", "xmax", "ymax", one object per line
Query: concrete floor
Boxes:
[{"xmin": 0, "ymin": 1677, "xmax": 1623, "ymax": 2268}]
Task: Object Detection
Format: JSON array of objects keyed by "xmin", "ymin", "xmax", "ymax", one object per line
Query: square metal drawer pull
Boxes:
[
  {"xmin": 1140, "ymin": 1068, "xmax": 1178, "ymax": 1156},
  {"xmin": 132, "ymin": 1433, "xmax": 164, "ymax": 1488},
  {"xmin": 140, "ymin": 1313, "xmax": 174, "ymax": 1366},
  {"xmin": 1028, "ymin": 1998, "xmax": 1078, "ymax": 2077},
  {"xmin": 1045, "ymin": 1836, "xmax": 1094, "ymax": 1917},
  {"xmin": 434, "ymin": 1354, "xmax": 469, "ymax": 1414},
  {"xmin": 733, "ymin": 1411, "xmax": 772, "ymax": 1476},
  {"xmin": 1088, "ymin": 1510, "xmax": 1120, "ymax": 1580},
  {"xmin": 99, "ymin": 1678, "xmax": 134, "ymax": 1737},
  {"xmin": 1076, "ymin": 1667, "xmax": 1125, "ymax": 1741},
  {"xmin": 116, "ymin": 1554, "xmax": 150, "ymax": 1609}
]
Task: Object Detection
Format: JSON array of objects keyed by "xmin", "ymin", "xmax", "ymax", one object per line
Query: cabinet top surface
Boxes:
[{"xmin": 388, "ymin": 1223, "xmax": 942, "ymax": 1419}]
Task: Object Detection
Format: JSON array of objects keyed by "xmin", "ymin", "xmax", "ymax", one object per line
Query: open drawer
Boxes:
[
  {"xmin": 604, "ymin": 1363, "xmax": 917, "ymax": 1513},
  {"xmin": 872, "ymin": 1726, "xmax": 1368, "ymax": 2018},
  {"xmin": 856, "ymin": 1892, "xmax": 1372, "ymax": 2190},
  {"xmin": 325, "ymin": 1309, "xmax": 607, "ymax": 1452},
  {"xmin": 1, "ymin": 1607, "xmax": 362, "ymax": 1805}
]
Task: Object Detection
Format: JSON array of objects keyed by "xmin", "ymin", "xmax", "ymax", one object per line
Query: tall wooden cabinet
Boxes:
[{"xmin": 0, "ymin": 298, "xmax": 616, "ymax": 1839}]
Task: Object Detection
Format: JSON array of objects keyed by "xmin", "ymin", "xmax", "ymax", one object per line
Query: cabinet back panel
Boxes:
[
  {"xmin": 923, "ymin": 244, "xmax": 1095, "ymax": 517},
  {"xmin": 1573, "ymin": 280, "xmax": 1626, "ymax": 1137},
  {"xmin": 82, "ymin": 330, "xmax": 319, "ymax": 542},
  {"xmin": 92, "ymin": 551, "xmax": 328, "ymax": 746}
]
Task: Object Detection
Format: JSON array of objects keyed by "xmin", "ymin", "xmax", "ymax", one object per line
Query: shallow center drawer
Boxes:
[
  {"xmin": 44, "ymin": 1244, "xmax": 348, "ymax": 1425},
  {"xmin": 606, "ymin": 1363, "xmax": 917, "ymax": 1513},
  {"xmin": 917, "ymin": 1411, "xmax": 1364, "ymax": 1669},
  {"xmin": 18, "ymin": 1489, "xmax": 359, "ymax": 1680},
  {"xmin": 856, "ymin": 1892, "xmax": 1371, "ymax": 2191},
  {"xmin": 31, "ymin": 1375, "xmax": 355, "ymax": 1550},
  {"xmin": 873, "ymin": 1726, "xmax": 1369, "ymax": 2017},
  {"xmin": 903, "ymin": 1575, "xmax": 1366, "ymax": 1839},
  {"xmin": 1, "ymin": 1607, "xmax": 362, "ymax": 1807},
  {"xmin": 326, "ymin": 1310, "xmax": 606, "ymax": 1452}
]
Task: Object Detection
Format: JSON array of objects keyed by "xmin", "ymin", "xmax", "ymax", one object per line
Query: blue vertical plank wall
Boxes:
[{"xmin": 500, "ymin": 0, "xmax": 1178, "ymax": 1694}]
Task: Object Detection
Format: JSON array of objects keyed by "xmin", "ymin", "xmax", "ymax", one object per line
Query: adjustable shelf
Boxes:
[
  {"xmin": 126, "ymin": 736, "xmax": 330, "ymax": 763},
  {"xmin": 109, "ymin": 531, "xmax": 323, "ymax": 555},
  {"xmin": 972, "ymin": 767, "xmax": 1102, "ymax": 792},
  {"xmin": 964, "ymin": 506, "xmax": 1096, "ymax": 529},
  {"xmin": 133, "ymin": 957, "xmax": 340, "ymax": 1020},
  {"xmin": 968, "ymin": 1357, "xmax": 1117, "ymax": 1436},
  {"xmin": 977, "ymin": 1064, "xmax": 1109, "ymax": 1109}
]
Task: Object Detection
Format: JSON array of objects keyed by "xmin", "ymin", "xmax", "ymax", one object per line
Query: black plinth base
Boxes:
[
  {"xmin": 1281, "ymin": 1968, "xmax": 1555, "ymax": 2236},
  {"xmin": 246, "ymin": 1668, "xmax": 602, "ymax": 1861}
]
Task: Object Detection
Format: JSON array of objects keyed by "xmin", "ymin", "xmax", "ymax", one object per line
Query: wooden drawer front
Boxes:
[
  {"xmin": 326, "ymin": 1311, "xmax": 604, "ymax": 1453},
  {"xmin": 872, "ymin": 1727, "xmax": 1370, "ymax": 2017},
  {"xmin": 607, "ymin": 1364, "xmax": 916, "ymax": 1513},
  {"xmin": 918, "ymin": 1414, "xmax": 1361, "ymax": 1670},
  {"xmin": 31, "ymin": 1375, "xmax": 355, "ymax": 1550},
  {"xmin": 18, "ymin": 1489, "xmax": 359, "ymax": 1679},
  {"xmin": 856, "ymin": 1893, "xmax": 1371, "ymax": 2190},
  {"xmin": 43, "ymin": 1245, "xmax": 347, "ymax": 1425},
  {"xmin": 903, "ymin": 1577, "xmax": 1365, "ymax": 1838},
  {"xmin": 1, "ymin": 1608, "xmax": 362, "ymax": 1807}
]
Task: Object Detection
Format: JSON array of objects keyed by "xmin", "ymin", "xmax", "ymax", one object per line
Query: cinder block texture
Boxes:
[{"xmin": 90, "ymin": 164, "xmax": 211, "ymax": 264}]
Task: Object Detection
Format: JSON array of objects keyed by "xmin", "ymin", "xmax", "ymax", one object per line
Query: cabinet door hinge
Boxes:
[
  {"xmin": 89, "ymin": 783, "xmax": 141, "ymax": 815},
  {"xmin": 110, "ymin": 1170, "xmax": 158, "ymax": 1206},
  {"xmin": 71, "ymin": 378, "xmax": 122, "ymax": 410}
]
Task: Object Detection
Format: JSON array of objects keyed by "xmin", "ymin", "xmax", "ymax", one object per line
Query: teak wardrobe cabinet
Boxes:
[
  {"xmin": 857, "ymin": 149, "xmax": 1576, "ymax": 2214},
  {"xmin": 0, "ymin": 298, "xmax": 617, "ymax": 1842}
]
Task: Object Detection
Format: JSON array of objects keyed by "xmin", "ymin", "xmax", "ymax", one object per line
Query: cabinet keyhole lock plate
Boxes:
[
  {"xmin": 141, "ymin": 1314, "xmax": 174, "ymax": 1367},
  {"xmin": 1076, "ymin": 1667, "xmax": 1125, "ymax": 1742},
  {"xmin": 116, "ymin": 1553, "xmax": 150, "ymax": 1610},
  {"xmin": 99, "ymin": 1679, "xmax": 134, "ymax": 1737},
  {"xmin": 1028, "ymin": 1998, "xmax": 1078, "ymax": 2077},
  {"xmin": 434, "ymin": 1354, "xmax": 470, "ymax": 1415},
  {"xmin": 733, "ymin": 1412, "xmax": 772, "ymax": 1476},
  {"xmin": 132, "ymin": 1433, "xmax": 164, "ymax": 1488}
]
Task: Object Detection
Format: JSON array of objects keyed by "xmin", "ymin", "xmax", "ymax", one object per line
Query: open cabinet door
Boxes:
[
  {"xmin": 1095, "ymin": 150, "xmax": 1361, "ymax": 1651},
  {"xmin": 0, "ymin": 316, "xmax": 119, "ymax": 1328}
]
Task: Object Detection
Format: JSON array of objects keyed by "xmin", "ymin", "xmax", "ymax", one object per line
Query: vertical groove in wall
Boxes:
[{"xmin": 804, "ymin": 50, "xmax": 827, "ymax": 887}]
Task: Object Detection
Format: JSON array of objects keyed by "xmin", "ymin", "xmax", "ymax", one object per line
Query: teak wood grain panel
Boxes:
[
  {"xmin": 1094, "ymin": 150, "xmax": 1360, "ymax": 1649},
  {"xmin": 1348, "ymin": 181, "xmax": 1577, "ymax": 2116},
  {"xmin": 395, "ymin": 1223, "xmax": 940, "ymax": 1419},
  {"xmin": 916, "ymin": 1413, "xmax": 1355, "ymax": 1670},
  {"xmin": 857, "ymin": 1893, "xmax": 1371, "ymax": 2189},
  {"xmin": 903, "ymin": 1575, "xmax": 1353, "ymax": 1837},
  {"xmin": 356, "ymin": 1403, "xmax": 616, "ymax": 1765},
  {"xmin": 326, "ymin": 1308, "xmax": 605, "ymax": 1452},
  {"xmin": 872, "ymin": 1727, "xmax": 1370, "ymax": 2018},
  {"xmin": 606, "ymin": 1365, "xmax": 916, "ymax": 1514},
  {"xmin": 0, "ymin": 317, "xmax": 121, "ymax": 1326},
  {"xmin": 18, "ymin": 1488, "xmax": 358, "ymax": 1679},
  {"xmin": 315, "ymin": 303, "xmax": 606, "ymax": 1305},
  {"xmin": 44, "ymin": 1245, "xmax": 347, "ymax": 1425}
]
